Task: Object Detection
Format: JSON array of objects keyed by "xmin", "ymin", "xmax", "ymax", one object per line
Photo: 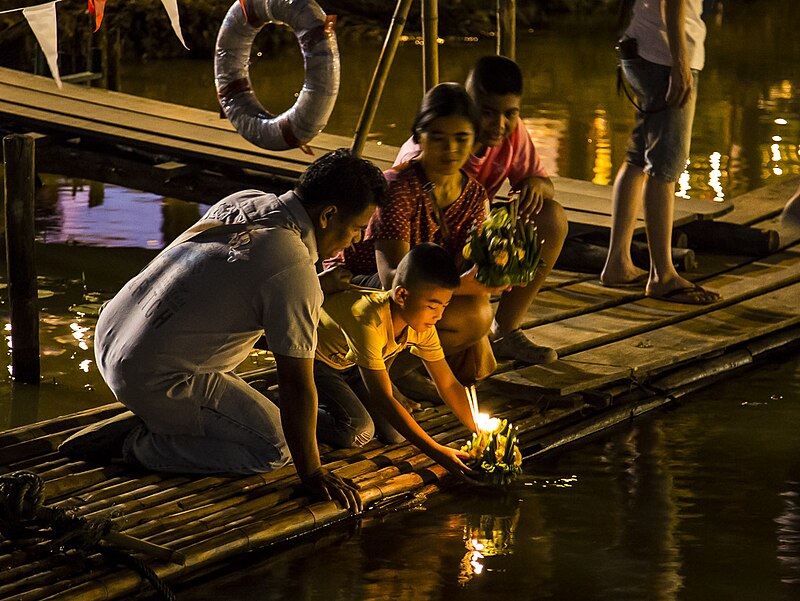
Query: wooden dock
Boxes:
[
  {"xmin": 0, "ymin": 67, "xmax": 730, "ymax": 233},
  {"xmin": 1, "ymin": 67, "xmax": 799, "ymax": 599}
]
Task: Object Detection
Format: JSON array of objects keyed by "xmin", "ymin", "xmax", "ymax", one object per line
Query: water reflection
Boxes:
[{"xmin": 175, "ymin": 356, "xmax": 800, "ymax": 600}]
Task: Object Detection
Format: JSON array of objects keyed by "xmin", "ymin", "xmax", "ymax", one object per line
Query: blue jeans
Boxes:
[
  {"xmin": 314, "ymin": 361, "xmax": 404, "ymax": 447},
  {"xmin": 622, "ymin": 56, "xmax": 699, "ymax": 183},
  {"xmin": 121, "ymin": 372, "xmax": 290, "ymax": 474}
]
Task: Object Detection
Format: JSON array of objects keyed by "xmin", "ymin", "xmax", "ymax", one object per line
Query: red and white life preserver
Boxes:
[{"xmin": 215, "ymin": 0, "xmax": 339, "ymax": 151}]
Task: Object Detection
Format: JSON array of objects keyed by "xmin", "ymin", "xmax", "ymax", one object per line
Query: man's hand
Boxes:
[
  {"xmin": 666, "ymin": 61, "xmax": 692, "ymax": 107},
  {"xmin": 302, "ymin": 467, "xmax": 362, "ymax": 513},
  {"xmin": 318, "ymin": 266, "xmax": 352, "ymax": 296},
  {"xmin": 513, "ymin": 176, "xmax": 551, "ymax": 218}
]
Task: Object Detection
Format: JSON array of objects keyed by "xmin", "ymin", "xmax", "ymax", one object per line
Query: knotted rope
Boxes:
[{"xmin": 0, "ymin": 470, "xmax": 176, "ymax": 601}]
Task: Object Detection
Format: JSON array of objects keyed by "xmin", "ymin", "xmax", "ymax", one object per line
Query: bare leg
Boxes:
[
  {"xmin": 492, "ymin": 198, "xmax": 568, "ymax": 337},
  {"xmin": 641, "ymin": 175, "xmax": 693, "ymax": 295},
  {"xmin": 601, "ymin": 162, "xmax": 648, "ymax": 285},
  {"xmin": 436, "ymin": 294, "xmax": 493, "ymax": 355}
]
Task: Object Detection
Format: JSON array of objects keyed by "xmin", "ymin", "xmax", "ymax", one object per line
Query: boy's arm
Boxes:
[
  {"xmin": 423, "ymin": 358, "xmax": 478, "ymax": 432},
  {"xmin": 274, "ymin": 354, "xmax": 361, "ymax": 512},
  {"xmin": 514, "ymin": 175, "xmax": 555, "ymax": 219},
  {"xmin": 358, "ymin": 366, "xmax": 474, "ymax": 478}
]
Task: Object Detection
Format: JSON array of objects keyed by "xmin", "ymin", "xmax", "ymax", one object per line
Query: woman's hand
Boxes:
[
  {"xmin": 318, "ymin": 266, "xmax": 352, "ymax": 296},
  {"xmin": 458, "ymin": 265, "xmax": 512, "ymax": 296}
]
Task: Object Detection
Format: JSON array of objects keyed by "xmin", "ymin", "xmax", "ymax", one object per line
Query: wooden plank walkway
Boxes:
[
  {"xmin": 0, "ymin": 174, "xmax": 798, "ymax": 599},
  {"xmin": 1, "ymin": 67, "xmax": 797, "ymax": 598},
  {"xmin": 0, "ymin": 67, "xmax": 731, "ymax": 233}
]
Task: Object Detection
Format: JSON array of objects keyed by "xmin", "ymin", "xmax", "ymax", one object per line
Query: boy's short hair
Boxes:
[
  {"xmin": 296, "ymin": 148, "xmax": 389, "ymax": 218},
  {"xmin": 411, "ymin": 82, "xmax": 481, "ymax": 144},
  {"xmin": 466, "ymin": 55, "xmax": 523, "ymax": 97},
  {"xmin": 393, "ymin": 243, "xmax": 461, "ymax": 291}
]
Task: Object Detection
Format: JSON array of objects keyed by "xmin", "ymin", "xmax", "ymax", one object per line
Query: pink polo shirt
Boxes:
[{"xmin": 395, "ymin": 123, "xmax": 548, "ymax": 200}]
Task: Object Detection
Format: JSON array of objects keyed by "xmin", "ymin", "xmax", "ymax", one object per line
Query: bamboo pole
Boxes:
[
  {"xmin": 0, "ymin": 404, "xmax": 124, "ymax": 447},
  {"xmin": 421, "ymin": 0, "xmax": 439, "ymax": 91},
  {"xmin": 3, "ymin": 134, "xmax": 40, "ymax": 384},
  {"xmin": 351, "ymin": 0, "xmax": 414, "ymax": 156},
  {"xmin": 496, "ymin": 0, "xmax": 516, "ymax": 60}
]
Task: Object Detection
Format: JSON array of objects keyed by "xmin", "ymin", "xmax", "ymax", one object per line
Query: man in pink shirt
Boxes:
[{"xmin": 396, "ymin": 55, "xmax": 568, "ymax": 364}]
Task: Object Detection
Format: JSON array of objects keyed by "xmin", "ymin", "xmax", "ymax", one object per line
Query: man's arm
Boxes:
[
  {"xmin": 274, "ymin": 354, "xmax": 361, "ymax": 512},
  {"xmin": 358, "ymin": 366, "xmax": 474, "ymax": 478},
  {"xmin": 664, "ymin": 0, "xmax": 692, "ymax": 107},
  {"xmin": 423, "ymin": 358, "xmax": 478, "ymax": 432}
]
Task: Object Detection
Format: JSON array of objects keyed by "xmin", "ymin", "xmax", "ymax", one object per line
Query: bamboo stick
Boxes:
[
  {"xmin": 421, "ymin": 0, "xmax": 439, "ymax": 91},
  {"xmin": 0, "ymin": 403, "xmax": 123, "ymax": 447},
  {"xmin": 351, "ymin": 0, "xmax": 414, "ymax": 156},
  {"xmin": 496, "ymin": 0, "xmax": 516, "ymax": 60}
]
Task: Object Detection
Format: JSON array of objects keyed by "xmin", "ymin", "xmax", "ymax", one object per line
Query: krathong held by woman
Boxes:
[{"xmin": 330, "ymin": 83, "xmax": 510, "ymax": 384}]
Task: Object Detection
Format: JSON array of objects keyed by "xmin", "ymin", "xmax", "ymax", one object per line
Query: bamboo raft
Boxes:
[{"xmin": 1, "ymin": 175, "xmax": 799, "ymax": 599}]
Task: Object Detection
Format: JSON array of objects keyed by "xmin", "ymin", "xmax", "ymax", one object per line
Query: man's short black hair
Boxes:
[
  {"xmin": 393, "ymin": 243, "xmax": 461, "ymax": 291},
  {"xmin": 296, "ymin": 148, "xmax": 389, "ymax": 218},
  {"xmin": 466, "ymin": 55, "xmax": 523, "ymax": 97}
]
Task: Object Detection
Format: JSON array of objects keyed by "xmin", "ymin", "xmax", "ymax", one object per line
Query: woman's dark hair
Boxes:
[
  {"xmin": 411, "ymin": 82, "xmax": 481, "ymax": 144},
  {"xmin": 466, "ymin": 55, "xmax": 523, "ymax": 97},
  {"xmin": 296, "ymin": 148, "xmax": 388, "ymax": 218}
]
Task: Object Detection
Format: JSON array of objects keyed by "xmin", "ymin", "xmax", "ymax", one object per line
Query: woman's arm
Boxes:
[{"xmin": 375, "ymin": 239, "xmax": 411, "ymax": 289}]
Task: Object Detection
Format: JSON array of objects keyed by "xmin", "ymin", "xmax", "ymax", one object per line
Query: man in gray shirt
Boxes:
[{"xmin": 64, "ymin": 149, "xmax": 387, "ymax": 511}]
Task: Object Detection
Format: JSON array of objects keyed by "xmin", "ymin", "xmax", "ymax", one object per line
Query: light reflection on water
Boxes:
[{"xmin": 178, "ymin": 355, "xmax": 800, "ymax": 600}]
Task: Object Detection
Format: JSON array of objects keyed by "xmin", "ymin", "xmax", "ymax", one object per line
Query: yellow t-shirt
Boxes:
[{"xmin": 315, "ymin": 288, "xmax": 445, "ymax": 371}]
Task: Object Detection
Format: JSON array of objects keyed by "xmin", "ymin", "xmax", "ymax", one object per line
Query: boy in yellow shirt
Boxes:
[{"xmin": 314, "ymin": 243, "xmax": 477, "ymax": 478}]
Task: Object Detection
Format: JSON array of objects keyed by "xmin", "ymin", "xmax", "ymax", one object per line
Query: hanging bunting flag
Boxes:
[
  {"xmin": 87, "ymin": 0, "xmax": 106, "ymax": 33},
  {"xmin": 160, "ymin": 0, "xmax": 189, "ymax": 50},
  {"xmin": 22, "ymin": 1, "xmax": 62, "ymax": 88}
]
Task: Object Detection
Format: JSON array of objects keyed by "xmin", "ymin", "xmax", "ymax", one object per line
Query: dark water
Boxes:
[{"xmin": 180, "ymin": 354, "xmax": 800, "ymax": 601}]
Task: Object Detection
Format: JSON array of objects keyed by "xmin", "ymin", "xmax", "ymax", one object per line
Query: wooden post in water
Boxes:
[
  {"xmin": 497, "ymin": 0, "xmax": 516, "ymax": 60},
  {"xmin": 351, "ymin": 0, "xmax": 414, "ymax": 156},
  {"xmin": 3, "ymin": 134, "xmax": 40, "ymax": 384},
  {"xmin": 421, "ymin": 0, "xmax": 439, "ymax": 91}
]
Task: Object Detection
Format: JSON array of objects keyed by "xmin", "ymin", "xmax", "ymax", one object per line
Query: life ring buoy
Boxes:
[{"xmin": 215, "ymin": 0, "xmax": 340, "ymax": 152}]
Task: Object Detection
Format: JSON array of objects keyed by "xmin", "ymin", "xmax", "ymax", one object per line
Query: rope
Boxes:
[{"xmin": 0, "ymin": 471, "xmax": 176, "ymax": 601}]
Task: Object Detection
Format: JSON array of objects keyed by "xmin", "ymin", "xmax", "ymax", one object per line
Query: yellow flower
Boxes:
[
  {"xmin": 513, "ymin": 447, "xmax": 522, "ymax": 467},
  {"xmin": 493, "ymin": 249, "xmax": 509, "ymax": 268},
  {"xmin": 516, "ymin": 247, "xmax": 525, "ymax": 260},
  {"xmin": 462, "ymin": 244, "xmax": 472, "ymax": 261}
]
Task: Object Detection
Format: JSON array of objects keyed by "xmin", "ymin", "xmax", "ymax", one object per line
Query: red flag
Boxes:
[{"xmin": 88, "ymin": 0, "xmax": 106, "ymax": 32}]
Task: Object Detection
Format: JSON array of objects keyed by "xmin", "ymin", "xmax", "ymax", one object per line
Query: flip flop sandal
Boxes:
[{"xmin": 647, "ymin": 284, "xmax": 721, "ymax": 305}]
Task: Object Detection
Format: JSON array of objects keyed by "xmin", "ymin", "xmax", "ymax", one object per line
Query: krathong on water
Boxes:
[
  {"xmin": 461, "ymin": 386, "xmax": 522, "ymax": 486},
  {"xmin": 462, "ymin": 202, "xmax": 544, "ymax": 287}
]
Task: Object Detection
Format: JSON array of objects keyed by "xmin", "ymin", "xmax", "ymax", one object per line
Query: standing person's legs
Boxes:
[
  {"xmin": 123, "ymin": 372, "xmax": 291, "ymax": 474},
  {"xmin": 601, "ymin": 162, "xmax": 648, "ymax": 285}
]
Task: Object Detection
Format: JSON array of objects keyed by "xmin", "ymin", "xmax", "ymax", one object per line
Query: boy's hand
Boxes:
[
  {"xmin": 432, "ymin": 444, "xmax": 476, "ymax": 480},
  {"xmin": 318, "ymin": 266, "xmax": 352, "ymax": 295},
  {"xmin": 513, "ymin": 177, "xmax": 550, "ymax": 219},
  {"xmin": 302, "ymin": 467, "xmax": 362, "ymax": 513}
]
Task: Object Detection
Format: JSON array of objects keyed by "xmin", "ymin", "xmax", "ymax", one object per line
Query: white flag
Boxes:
[
  {"xmin": 160, "ymin": 0, "xmax": 189, "ymax": 50},
  {"xmin": 22, "ymin": 2, "xmax": 62, "ymax": 88}
]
